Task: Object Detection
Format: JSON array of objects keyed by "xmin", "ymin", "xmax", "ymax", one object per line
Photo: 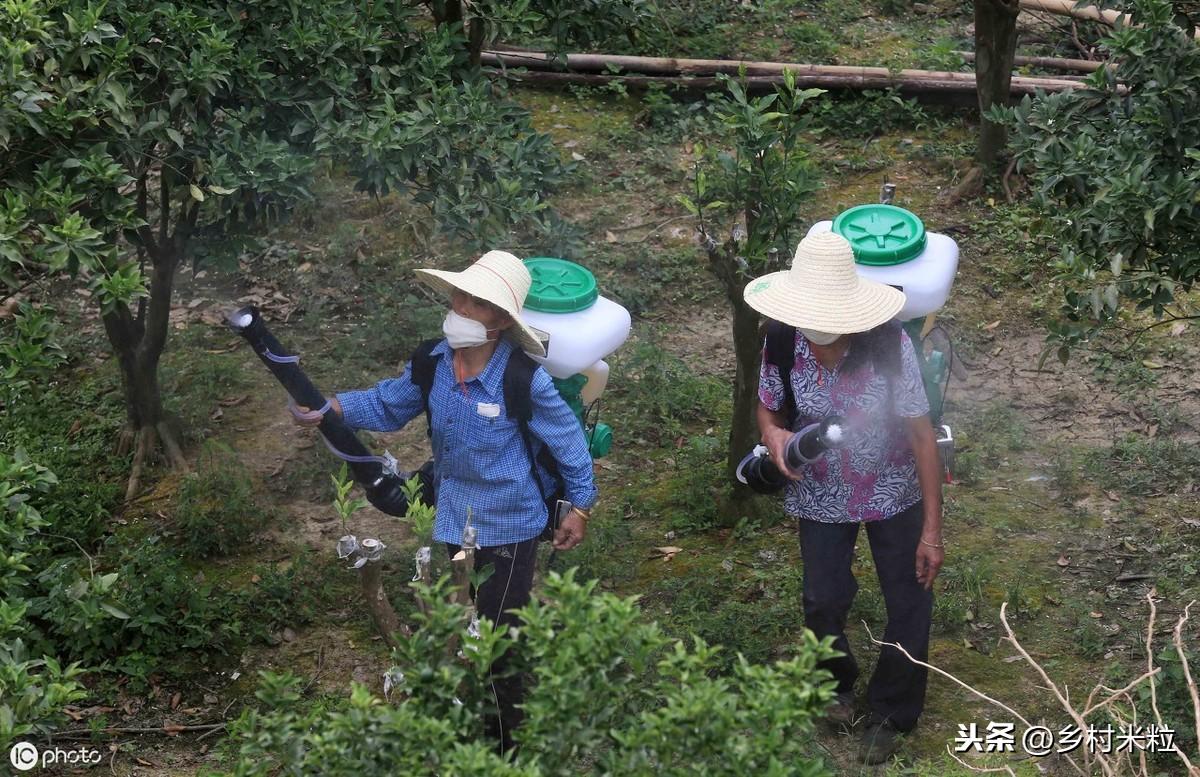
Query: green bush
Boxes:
[
  {"xmin": 221, "ymin": 572, "xmax": 838, "ymax": 776},
  {"xmin": 0, "ymin": 303, "xmax": 67, "ymax": 406},
  {"xmin": 996, "ymin": 0, "xmax": 1200, "ymax": 355},
  {"xmin": 175, "ymin": 443, "xmax": 267, "ymax": 559},
  {"xmin": 0, "ymin": 602, "xmax": 86, "ymax": 753}
]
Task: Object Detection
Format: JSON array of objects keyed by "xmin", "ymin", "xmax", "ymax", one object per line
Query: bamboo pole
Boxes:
[
  {"xmin": 1018, "ymin": 0, "xmax": 1199, "ymax": 40},
  {"xmin": 1018, "ymin": 0, "xmax": 1130, "ymax": 26},
  {"xmin": 958, "ymin": 50, "xmax": 1108, "ymax": 72},
  {"xmin": 481, "ymin": 51, "xmax": 1085, "ymax": 95}
]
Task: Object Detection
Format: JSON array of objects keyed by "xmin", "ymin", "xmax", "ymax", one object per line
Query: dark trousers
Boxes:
[
  {"xmin": 445, "ymin": 535, "xmax": 539, "ymax": 752},
  {"xmin": 798, "ymin": 501, "xmax": 933, "ymax": 732}
]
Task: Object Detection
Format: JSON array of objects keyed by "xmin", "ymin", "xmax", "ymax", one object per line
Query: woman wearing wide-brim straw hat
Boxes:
[
  {"xmin": 744, "ymin": 231, "xmax": 944, "ymax": 765},
  {"xmin": 290, "ymin": 249, "xmax": 597, "ymax": 753}
]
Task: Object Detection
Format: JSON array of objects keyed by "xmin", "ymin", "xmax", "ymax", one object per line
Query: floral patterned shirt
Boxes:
[{"xmin": 758, "ymin": 327, "xmax": 929, "ymax": 523}]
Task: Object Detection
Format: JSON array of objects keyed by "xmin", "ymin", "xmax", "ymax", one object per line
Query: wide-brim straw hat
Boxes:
[
  {"xmin": 742, "ymin": 232, "xmax": 906, "ymax": 333},
  {"xmin": 414, "ymin": 250, "xmax": 547, "ymax": 357}
]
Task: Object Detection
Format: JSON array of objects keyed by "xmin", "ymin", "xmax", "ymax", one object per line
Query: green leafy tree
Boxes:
[
  {"xmin": 994, "ymin": 0, "xmax": 1200, "ymax": 358},
  {"xmin": 681, "ymin": 73, "xmax": 824, "ymax": 495},
  {"xmin": 0, "ymin": 2, "xmax": 594, "ymax": 499},
  {"xmin": 221, "ymin": 571, "xmax": 838, "ymax": 776}
]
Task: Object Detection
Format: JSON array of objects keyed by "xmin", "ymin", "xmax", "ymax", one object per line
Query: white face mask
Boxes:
[
  {"xmin": 798, "ymin": 328, "xmax": 841, "ymax": 346},
  {"xmin": 442, "ymin": 310, "xmax": 495, "ymax": 349}
]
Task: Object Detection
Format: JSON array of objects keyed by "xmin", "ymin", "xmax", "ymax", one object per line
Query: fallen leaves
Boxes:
[{"xmin": 650, "ymin": 546, "xmax": 683, "ymax": 561}]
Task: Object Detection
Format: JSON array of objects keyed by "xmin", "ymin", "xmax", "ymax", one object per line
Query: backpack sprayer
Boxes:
[
  {"xmin": 225, "ymin": 305, "xmax": 434, "ymax": 517},
  {"xmin": 736, "ymin": 183, "xmax": 959, "ymax": 493}
]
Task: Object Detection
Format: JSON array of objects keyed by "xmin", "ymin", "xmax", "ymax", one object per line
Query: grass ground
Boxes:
[{"xmin": 13, "ymin": 4, "xmax": 1200, "ymax": 775}]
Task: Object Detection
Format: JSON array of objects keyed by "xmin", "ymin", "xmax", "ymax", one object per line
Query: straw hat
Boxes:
[
  {"xmin": 414, "ymin": 250, "xmax": 547, "ymax": 357},
  {"xmin": 742, "ymin": 232, "xmax": 906, "ymax": 333}
]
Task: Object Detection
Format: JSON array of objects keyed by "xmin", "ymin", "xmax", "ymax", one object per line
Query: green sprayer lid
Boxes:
[
  {"xmin": 523, "ymin": 258, "xmax": 598, "ymax": 313},
  {"xmin": 832, "ymin": 204, "xmax": 926, "ymax": 266}
]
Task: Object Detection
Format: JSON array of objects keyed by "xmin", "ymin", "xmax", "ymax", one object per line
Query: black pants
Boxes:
[
  {"xmin": 798, "ymin": 501, "xmax": 933, "ymax": 732},
  {"xmin": 445, "ymin": 535, "xmax": 539, "ymax": 752}
]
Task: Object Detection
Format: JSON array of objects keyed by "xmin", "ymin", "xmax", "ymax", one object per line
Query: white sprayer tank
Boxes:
[
  {"xmin": 806, "ymin": 204, "xmax": 958, "ymax": 321},
  {"xmin": 519, "ymin": 258, "xmax": 631, "ymax": 386}
]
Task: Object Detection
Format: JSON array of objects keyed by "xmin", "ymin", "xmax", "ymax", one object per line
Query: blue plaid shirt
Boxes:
[{"xmin": 336, "ymin": 338, "xmax": 597, "ymax": 547}]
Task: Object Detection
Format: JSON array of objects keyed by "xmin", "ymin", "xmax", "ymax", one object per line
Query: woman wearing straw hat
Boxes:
[
  {"xmin": 743, "ymin": 232, "xmax": 944, "ymax": 765},
  {"xmin": 292, "ymin": 250, "xmax": 598, "ymax": 752}
]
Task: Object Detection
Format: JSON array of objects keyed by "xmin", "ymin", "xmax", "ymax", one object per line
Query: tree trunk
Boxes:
[
  {"xmin": 102, "ymin": 247, "xmax": 189, "ymax": 500},
  {"xmin": 703, "ymin": 234, "xmax": 764, "ymax": 513},
  {"xmin": 727, "ymin": 297, "xmax": 762, "ymax": 486},
  {"xmin": 974, "ymin": 0, "xmax": 1021, "ymax": 170}
]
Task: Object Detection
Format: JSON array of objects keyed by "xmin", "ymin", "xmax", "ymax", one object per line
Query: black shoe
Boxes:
[
  {"xmin": 858, "ymin": 719, "xmax": 902, "ymax": 765},
  {"xmin": 823, "ymin": 691, "xmax": 857, "ymax": 728}
]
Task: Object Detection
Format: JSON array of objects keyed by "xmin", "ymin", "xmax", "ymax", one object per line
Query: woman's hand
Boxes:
[
  {"xmin": 552, "ymin": 510, "xmax": 587, "ymax": 551},
  {"xmin": 289, "ymin": 397, "xmax": 341, "ymax": 428},
  {"xmin": 915, "ymin": 539, "xmax": 944, "ymax": 590},
  {"xmin": 762, "ymin": 425, "xmax": 803, "ymax": 481}
]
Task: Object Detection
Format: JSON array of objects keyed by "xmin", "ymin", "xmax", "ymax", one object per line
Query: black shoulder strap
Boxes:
[
  {"xmin": 409, "ymin": 338, "xmax": 441, "ymax": 438},
  {"xmin": 503, "ymin": 349, "xmax": 562, "ymax": 500},
  {"xmin": 765, "ymin": 321, "xmax": 797, "ymax": 426}
]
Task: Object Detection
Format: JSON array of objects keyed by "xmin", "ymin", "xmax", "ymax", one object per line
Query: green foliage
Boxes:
[
  {"xmin": 685, "ymin": 72, "xmax": 825, "ymax": 273},
  {"xmin": 0, "ymin": 303, "xmax": 67, "ymax": 404},
  {"xmin": 0, "ymin": 450, "xmax": 57, "ymax": 600},
  {"xmin": 654, "ymin": 566, "xmax": 806, "ymax": 671},
  {"xmin": 331, "ymin": 464, "xmax": 369, "ymax": 533},
  {"xmin": 994, "ymin": 0, "xmax": 1200, "ymax": 355},
  {"xmin": 175, "ymin": 443, "xmax": 267, "ymax": 559},
  {"xmin": 0, "ymin": 460, "xmax": 86, "ymax": 752},
  {"xmin": 1138, "ymin": 644, "xmax": 1200, "ymax": 753},
  {"xmin": 607, "ymin": 340, "xmax": 728, "ymax": 445},
  {"xmin": 400, "ymin": 475, "xmax": 436, "ymax": 546},
  {"xmin": 0, "ymin": 603, "xmax": 87, "ymax": 753},
  {"xmin": 808, "ymin": 89, "xmax": 931, "ymax": 138},
  {"xmin": 664, "ymin": 435, "xmax": 726, "ymax": 533},
  {"xmin": 344, "ymin": 43, "xmax": 575, "ymax": 250},
  {"xmin": 223, "ymin": 571, "xmax": 837, "ymax": 775}
]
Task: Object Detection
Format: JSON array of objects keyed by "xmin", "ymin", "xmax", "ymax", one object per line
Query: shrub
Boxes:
[
  {"xmin": 222, "ymin": 572, "xmax": 838, "ymax": 776},
  {"xmin": 0, "ymin": 602, "xmax": 86, "ymax": 753}
]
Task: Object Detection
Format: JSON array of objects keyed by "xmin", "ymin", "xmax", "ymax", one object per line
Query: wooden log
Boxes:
[
  {"xmin": 487, "ymin": 63, "xmax": 1086, "ymax": 97},
  {"xmin": 959, "ymin": 51, "xmax": 1107, "ymax": 72},
  {"xmin": 482, "ymin": 51, "xmax": 1084, "ymax": 95}
]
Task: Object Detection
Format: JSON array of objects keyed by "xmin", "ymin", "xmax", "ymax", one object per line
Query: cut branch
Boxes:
[{"xmin": 358, "ymin": 543, "xmax": 407, "ymax": 650}]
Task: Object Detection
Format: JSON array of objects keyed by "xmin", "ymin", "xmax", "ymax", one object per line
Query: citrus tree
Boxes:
[
  {"xmin": 680, "ymin": 73, "xmax": 824, "ymax": 492},
  {"xmin": 1, "ymin": 1, "xmax": 608, "ymax": 499},
  {"xmin": 994, "ymin": 0, "xmax": 1200, "ymax": 358}
]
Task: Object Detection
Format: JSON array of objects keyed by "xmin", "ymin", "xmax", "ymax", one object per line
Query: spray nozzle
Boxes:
[{"xmin": 785, "ymin": 415, "xmax": 850, "ymax": 468}]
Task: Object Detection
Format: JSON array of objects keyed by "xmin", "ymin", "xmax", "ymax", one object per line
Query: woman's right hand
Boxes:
[
  {"xmin": 763, "ymin": 425, "xmax": 803, "ymax": 481},
  {"xmin": 289, "ymin": 398, "xmax": 341, "ymax": 428}
]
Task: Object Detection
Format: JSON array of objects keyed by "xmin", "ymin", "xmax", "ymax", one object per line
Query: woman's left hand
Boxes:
[
  {"xmin": 553, "ymin": 511, "xmax": 587, "ymax": 551},
  {"xmin": 915, "ymin": 542, "xmax": 944, "ymax": 591}
]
